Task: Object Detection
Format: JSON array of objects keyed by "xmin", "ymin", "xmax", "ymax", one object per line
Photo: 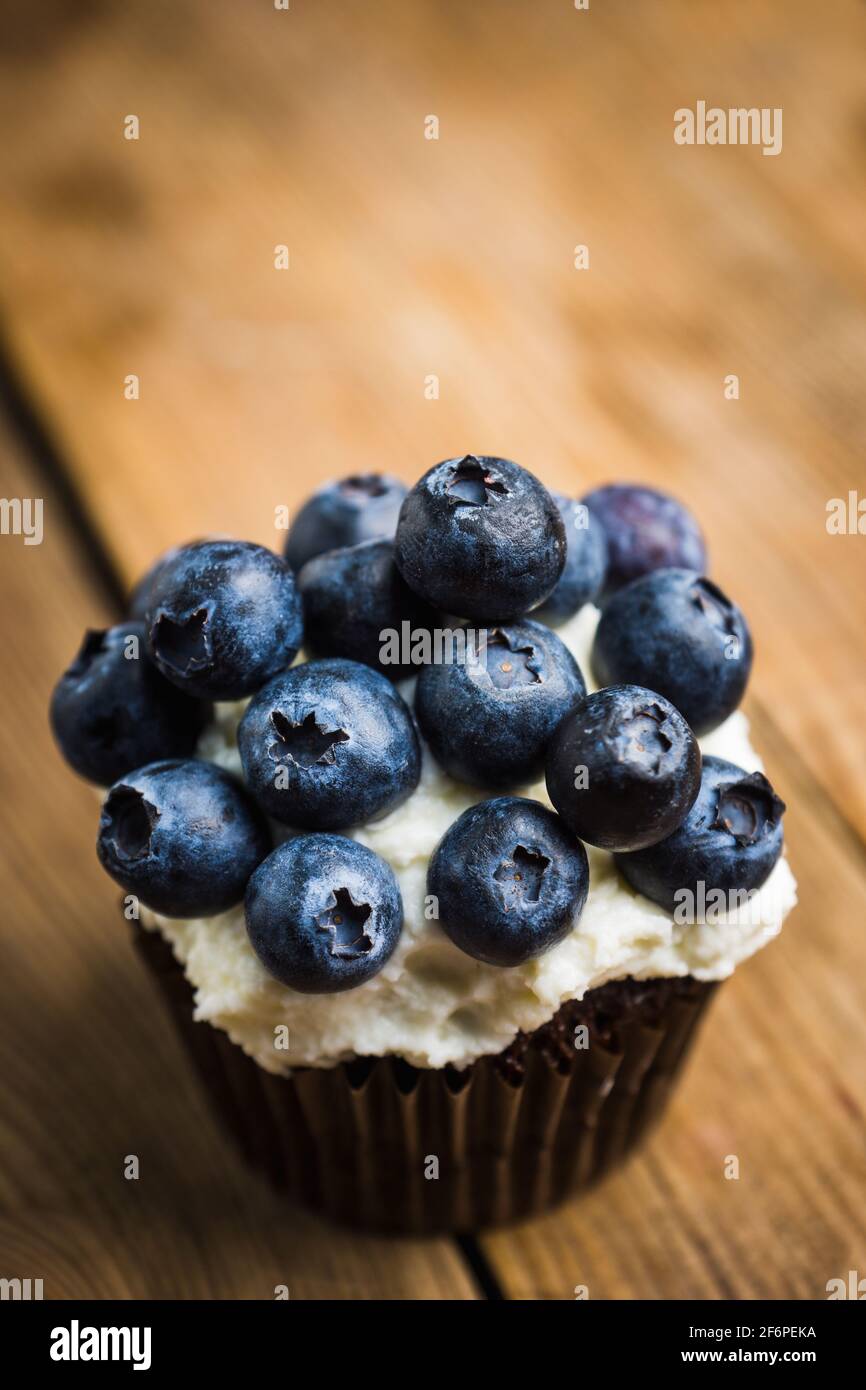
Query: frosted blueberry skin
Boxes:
[
  {"xmin": 616, "ymin": 756, "xmax": 785, "ymax": 913},
  {"xmin": 583, "ymin": 483, "xmax": 706, "ymax": 600},
  {"xmin": 535, "ymin": 495, "xmax": 608, "ymax": 625},
  {"xmin": 127, "ymin": 541, "xmax": 201, "ymax": 620},
  {"xmin": 144, "ymin": 540, "xmax": 303, "ymax": 701},
  {"xmin": 428, "ymin": 796, "xmax": 590, "ymax": 967},
  {"xmin": 97, "ymin": 759, "xmax": 271, "ymax": 917},
  {"xmin": 245, "ymin": 834, "xmax": 403, "ymax": 993},
  {"xmin": 298, "ymin": 539, "xmax": 441, "ymax": 681},
  {"xmin": 394, "ymin": 455, "xmax": 566, "ymax": 622},
  {"xmin": 415, "ymin": 619, "xmax": 586, "ymax": 791},
  {"xmin": 592, "ymin": 568, "xmax": 753, "ymax": 737},
  {"xmin": 237, "ymin": 658, "xmax": 421, "ymax": 830},
  {"xmin": 284, "ymin": 474, "xmax": 408, "ymax": 572},
  {"xmin": 545, "ymin": 685, "xmax": 701, "ymax": 853},
  {"xmin": 50, "ymin": 623, "xmax": 208, "ymax": 786}
]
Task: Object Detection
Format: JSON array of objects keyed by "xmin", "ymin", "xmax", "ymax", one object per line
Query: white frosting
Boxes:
[{"xmin": 141, "ymin": 605, "xmax": 797, "ymax": 1071}]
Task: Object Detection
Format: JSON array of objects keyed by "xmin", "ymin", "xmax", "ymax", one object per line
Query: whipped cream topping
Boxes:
[{"xmin": 141, "ymin": 606, "xmax": 797, "ymax": 1071}]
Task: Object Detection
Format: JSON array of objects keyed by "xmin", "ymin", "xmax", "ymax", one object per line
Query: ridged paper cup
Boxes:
[{"xmin": 133, "ymin": 919, "xmax": 717, "ymax": 1234}]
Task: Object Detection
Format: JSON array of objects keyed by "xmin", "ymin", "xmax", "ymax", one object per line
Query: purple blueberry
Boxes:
[
  {"xmin": 616, "ymin": 756, "xmax": 785, "ymax": 913},
  {"xmin": 284, "ymin": 474, "xmax": 408, "ymax": 572},
  {"xmin": 415, "ymin": 618, "xmax": 586, "ymax": 789},
  {"xmin": 50, "ymin": 623, "xmax": 208, "ymax": 786},
  {"xmin": 97, "ymin": 759, "xmax": 271, "ymax": 917},
  {"xmin": 545, "ymin": 685, "xmax": 701, "ymax": 852},
  {"xmin": 245, "ymin": 834, "xmax": 403, "ymax": 992},
  {"xmin": 592, "ymin": 568, "xmax": 752, "ymax": 736},
  {"xmin": 144, "ymin": 540, "xmax": 303, "ymax": 700},
  {"xmin": 583, "ymin": 483, "xmax": 706, "ymax": 599},
  {"xmin": 394, "ymin": 455, "xmax": 566, "ymax": 621},
  {"xmin": 237, "ymin": 658, "xmax": 421, "ymax": 829},
  {"xmin": 428, "ymin": 797, "xmax": 589, "ymax": 966}
]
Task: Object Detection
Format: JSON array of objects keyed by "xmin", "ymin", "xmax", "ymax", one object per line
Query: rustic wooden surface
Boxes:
[{"xmin": 0, "ymin": 0, "xmax": 864, "ymax": 1300}]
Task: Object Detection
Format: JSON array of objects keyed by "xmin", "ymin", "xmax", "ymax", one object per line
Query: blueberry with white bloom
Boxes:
[
  {"xmin": 238, "ymin": 658, "xmax": 421, "ymax": 829},
  {"xmin": 50, "ymin": 622, "xmax": 208, "ymax": 785},
  {"xmin": 297, "ymin": 539, "xmax": 440, "ymax": 680},
  {"xmin": 615, "ymin": 756, "xmax": 785, "ymax": 912},
  {"xmin": 545, "ymin": 685, "xmax": 701, "ymax": 852},
  {"xmin": 592, "ymin": 568, "xmax": 752, "ymax": 736},
  {"xmin": 97, "ymin": 759, "xmax": 271, "ymax": 917},
  {"xmin": 284, "ymin": 473, "xmax": 408, "ymax": 572},
  {"xmin": 394, "ymin": 455, "xmax": 566, "ymax": 621},
  {"xmin": 144, "ymin": 539, "xmax": 303, "ymax": 700},
  {"xmin": 428, "ymin": 797, "xmax": 589, "ymax": 966},
  {"xmin": 245, "ymin": 834, "xmax": 403, "ymax": 992},
  {"xmin": 415, "ymin": 618, "xmax": 585, "ymax": 789},
  {"xmin": 535, "ymin": 495, "xmax": 608, "ymax": 625}
]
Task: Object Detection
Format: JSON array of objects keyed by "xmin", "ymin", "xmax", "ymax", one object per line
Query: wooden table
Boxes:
[{"xmin": 1, "ymin": 0, "xmax": 864, "ymax": 1300}]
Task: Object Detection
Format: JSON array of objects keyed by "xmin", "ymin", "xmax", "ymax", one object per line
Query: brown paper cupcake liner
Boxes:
[{"xmin": 132, "ymin": 920, "xmax": 717, "ymax": 1233}]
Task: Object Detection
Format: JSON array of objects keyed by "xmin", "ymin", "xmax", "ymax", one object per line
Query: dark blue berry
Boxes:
[
  {"xmin": 298, "ymin": 539, "xmax": 440, "ymax": 680},
  {"xmin": 535, "ymin": 495, "xmax": 608, "ymax": 625},
  {"xmin": 428, "ymin": 797, "xmax": 589, "ymax": 966},
  {"xmin": 616, "ymin": 756, "xmax": 785, "ymax": 913},
  {"xmin": 245, "ymin": 834, "xmax": 402, "ymax": 992},
  {"xmin": 545, "ymin": 685, "xmax": 701, "ymax": 851},
  {"xmin": 284, "ymin": 474, "xmax": 408, "ymax": 572},
  {"xmin": 144, "ymin": 540, "xmax": 303, "ymax": 700},
  {"xmin": 127, "ymin": 541, "xmax": 201, "ymax": 620},
  {"xmin": 415, "ymin": 619, "xmax": 586, "ymax": 789},
  {"xmin": 97, "ymin": 759, "xmax": 271, "ymax": 917},
  {"xmin": 592, "ymin": 568, "xmax": 752, "ymax": 736},
  {"xmin": 394, "ymin": 455, "xmax": 566, "ymax": 621},
  {"xmin": 583, "ymin": 484, "xmax": 706, "ymax": 599},
  {"xmin": 237, "ymin": 658, "xmax": 421, "ymax": 829},
  {"xmin": 50, "ymin": 623, "xmax": 208, "ymax": 786}
]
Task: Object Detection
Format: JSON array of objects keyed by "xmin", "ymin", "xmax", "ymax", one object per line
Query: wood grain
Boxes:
[
  {"xmin": 0, "ymin": 0, "xmax": 864, "ymax": 1299},
  {"xmin": 0, "ymin": 424, "xmax": 477, "ymax": 1299},
  {"xmin": 0, "ymin": 0, "xmax": 864, "ymax": 837}
]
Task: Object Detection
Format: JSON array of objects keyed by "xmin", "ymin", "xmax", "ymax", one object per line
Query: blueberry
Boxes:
[
  {"xmin": 394, "ymin": 455, "xmax": 566, "ymax": 621},
  {"xmin": 616, "ymin": 756, "xmax": 785, "ymax": 913},
  {"xmin": 284, "ymin": 474, "xmax": 408, "ymax": 572},
  {"xmin": 535, "ymin": 495, "xmax": 608, "ymax": 625},
  {"xmin": 298, "ymin": 539, "xmax": 440, "ymax": 681},
  {"xmin": 144, "ymin": 540, "xmax": 303, "ymax": 700},
  {"xmin": 592, "ymin": 568, "xmax": 752, "ymax": 736},
  {"xmin": 97, "ymin": 759, "xmax": 271, "ymax": 917},
  {"xmin": 238, "ymin": 658, "xmax": 421, "ymax": 829},
  {"xmin": 127, "ymin": 541, "xmax": 200, "ymax": 620},
  {"xmin": 50, "ymin": 623, "xmax": 209, "ymax": 786},
  {"xmin": 415, "ymin": 619, "xmax": 586, "ymax": 789},
  {"xmin": 428, "ymin": 797, "xmax": 589, "ymax": 967},
  {"xmin": 245, "ymin": 834, "xmax": 402, "ymax": 992},
  {"xmin": 583, "ymin": 483, "xmax": 706, "ymax": 599},
  {"xmin": 545, "ymin": 685, "xmax": 701, "ymax": 852}
]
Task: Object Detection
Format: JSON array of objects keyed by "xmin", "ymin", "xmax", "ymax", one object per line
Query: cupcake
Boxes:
[{"xmin": 51, "ymin": 460, "xmax": 797, "ymax": 1233}]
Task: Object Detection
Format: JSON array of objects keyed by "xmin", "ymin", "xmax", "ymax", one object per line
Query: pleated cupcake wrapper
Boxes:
[{"xmin": 133, "ymin": 921, "xmax": 717, "ymax": 1233}]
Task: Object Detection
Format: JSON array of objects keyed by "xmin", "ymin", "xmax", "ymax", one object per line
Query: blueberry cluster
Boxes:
[{"xmin": 52, "ymin": 459, "xmax": 786, "ymax": 994}]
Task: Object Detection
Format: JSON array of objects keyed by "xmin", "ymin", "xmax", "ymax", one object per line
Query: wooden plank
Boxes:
[
  {"xmin": 0, "ymin": 0, "xmax": 863, "ymax": 840},
  {"xmin": 0, "ymin": 422, "xmax": 477, "ymax": 1299},
  {"xmin": 481, "ymin": 704, "xmax": 866, "ymax": 1298},
  {"xmin": 0, "ymin": 0, "xmax": 864, "ymax": 1301}
]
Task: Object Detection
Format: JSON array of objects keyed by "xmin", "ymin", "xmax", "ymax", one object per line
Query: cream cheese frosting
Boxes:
[{"xmin": 140, "ymin": 605, "xmax": 797, "ymax": 1071}]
